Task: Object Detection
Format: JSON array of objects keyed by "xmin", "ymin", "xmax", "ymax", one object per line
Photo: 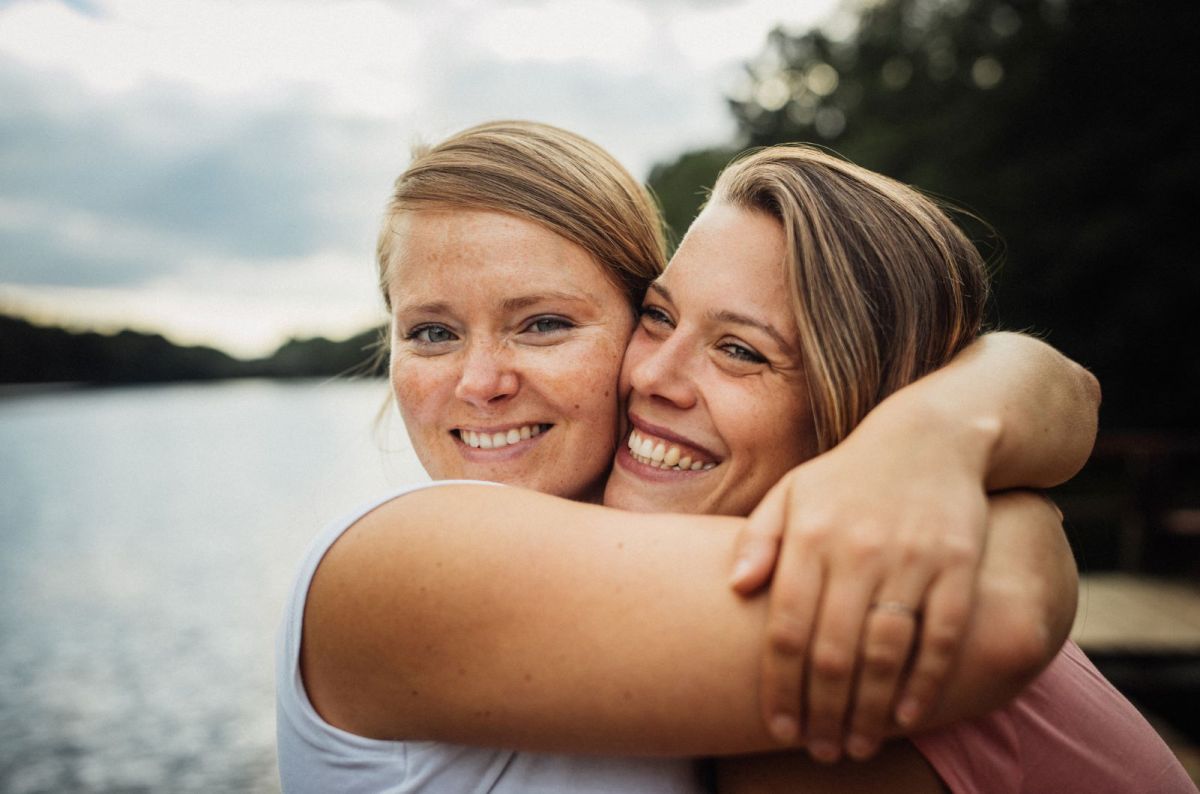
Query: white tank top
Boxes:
[{"xmin": 276, "ymin": 481, "xmax": 705, "ymax": 793}]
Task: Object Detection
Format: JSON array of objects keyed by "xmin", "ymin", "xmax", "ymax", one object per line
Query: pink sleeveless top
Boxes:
[{"xmin": 911, "ymin": 641, "xmax": 1196, "ymax": 793}]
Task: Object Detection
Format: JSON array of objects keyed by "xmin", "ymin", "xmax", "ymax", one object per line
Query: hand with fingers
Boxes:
[{"xmin": 730, "ymin": 419, "xmax": 989, "ymax": 764}]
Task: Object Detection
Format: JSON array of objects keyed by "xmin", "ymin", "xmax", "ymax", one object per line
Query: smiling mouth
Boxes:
[
  {"xmin": 454, "ymin": 424, "xmax": 552, "ymax": 450},
  {"xmin": 626, "ymin": 428, "xmax": 716, "ymax": 471}
]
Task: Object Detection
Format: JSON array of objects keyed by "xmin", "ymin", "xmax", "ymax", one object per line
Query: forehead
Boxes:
[
  {"xmin": 388, "ymin": 209, "xmax": 618, "ymax": 302},
  {"xmin": 661, "ymin": 202, "xmax": 794, "ymax": 326}
]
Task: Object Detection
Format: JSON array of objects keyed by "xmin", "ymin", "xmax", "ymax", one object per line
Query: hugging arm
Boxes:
[
  {"xmin": 730, "ymin": 331, "xmax": 1098, "ymax": 760},
  {"xmin": 715, "ymin": 489, "xmax": 1077, "ymax": 793},
  {"xmin": 301, "ymin": 482, "xmax": 1073, "ymax": 757}
]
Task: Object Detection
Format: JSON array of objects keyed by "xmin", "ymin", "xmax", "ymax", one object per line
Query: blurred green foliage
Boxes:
[{"xmin": 649, "ymin": 0, "xmax": 1198, "ymax": 431}]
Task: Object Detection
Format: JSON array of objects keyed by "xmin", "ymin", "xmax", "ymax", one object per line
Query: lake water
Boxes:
[{"xmin": 0, "ymin": 380, "xmax": 427, "ymax": 793}]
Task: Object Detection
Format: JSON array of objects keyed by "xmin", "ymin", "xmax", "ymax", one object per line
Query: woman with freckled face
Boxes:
[
  {"xmin": 276, "ymin": 122, "xmax": 1110, "ymax": 793},
  {"xmin": 388, "ymin": 208, "xmax": 631, "ymax": 503}
]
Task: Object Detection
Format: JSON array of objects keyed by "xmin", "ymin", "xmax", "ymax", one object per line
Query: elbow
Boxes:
[
  {"xmin": 976, "ymin": 572, "xmax": 1075, "ymax": 692},
  {"xmin": 991, "ymin": 612, "xmax": 1055, "ymax": 688},
  {"xmin": 971, "ymin": 607, "xmax": 1057, "ymax": 699},
  {"xmin": 1075, "ymin": 361, "xmax": 1102, "ymax": 439},
  {"xmin": 1063, "ymin": 362, "xmax": 1102, "ymax": 482},
  {"xmin": 1081, "ymin": 364, "xmax": 1102, "ymax": 413},
  {"xmin": 1041, "ymin": 359, "xmax": 1101, "ymax": 487}
]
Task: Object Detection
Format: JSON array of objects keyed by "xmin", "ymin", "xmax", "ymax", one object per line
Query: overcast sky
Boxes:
[{"xmin": 0, "ymin": 0, "xmax": 842, "ymax": 356}]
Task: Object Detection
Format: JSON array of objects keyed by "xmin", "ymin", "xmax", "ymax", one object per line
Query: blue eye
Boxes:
[
  {"xmin": 720, "ymin": 341, "xmax": 767, "ymax": 364},
  {"xmin": 408, "ymin": 324, "xmax": 456, "ymax": 344},
  {"xmin": 524, "ymin": 316, "xmax": 573, "ymax": 334},
  {"xmin": 639, "ymin": 305, "xmax": 673, "ymax": 327}
]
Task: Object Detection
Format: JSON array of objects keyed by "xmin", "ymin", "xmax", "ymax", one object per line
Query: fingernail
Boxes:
[
  {"xmin": 730, "ymin": 557, "xmax": 753, "ymax": 585},
  {"xmin": 808, "ymin": 739, "xmax": 840, "ymax": 763},
  {"xmin": 769, "ymin": 714, "xmax": 799, "ymax": 744},
  {"xmin": 896, "ymin": 697, "xmax": 920, "ymax": 727},
  {"xmin": 845, "ymin": 734, "xmax": 876, "ymax": 760}
]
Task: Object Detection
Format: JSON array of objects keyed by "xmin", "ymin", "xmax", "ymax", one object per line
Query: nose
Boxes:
[
  {"xmin": 626, "ymin": 329, "xmax": 698, "ymax": 410},
  {"xmin": 454, "ymin": 339, "xmax": 519, "ymax": 407}
]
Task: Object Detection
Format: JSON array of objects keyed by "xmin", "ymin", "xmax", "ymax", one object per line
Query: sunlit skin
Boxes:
[
  {"xmin": 386, "ymin": 209, "xmax": 634, "ymax": 502},
  {"xmin": 604, "ymin": 202, "xmax": 818, "ymax": 517}
]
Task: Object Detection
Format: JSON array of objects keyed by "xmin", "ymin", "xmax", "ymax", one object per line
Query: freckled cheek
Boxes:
[
  {"xmin": 529, "ymin": 340, "xmax": 624, "ymax": 410},
  {"xmin": 578, "ymin": 345, "xmax": 625, "ymax": 418},
  {"xmin": 391, "ymin": 360, "xmax": 453, "ymax": 428}
]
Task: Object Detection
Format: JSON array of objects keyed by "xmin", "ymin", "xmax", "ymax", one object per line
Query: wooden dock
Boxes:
[
  {"xmin": 1072, "ymin": 573, "xmax": 1200, "ymax": 653},
  {"xmin": 1071, "ymin": 573, "xmax": 1200, "ymax": 783}
]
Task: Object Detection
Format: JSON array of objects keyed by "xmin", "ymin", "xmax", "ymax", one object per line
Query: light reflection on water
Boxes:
[{"xmin": 0, "ymin": 380, "xmax": 426, "ymax": 793}]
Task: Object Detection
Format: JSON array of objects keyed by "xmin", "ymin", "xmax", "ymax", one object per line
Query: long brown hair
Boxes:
[{"xmin": 711, "ymin": 145, "xmax": 989, "ymax": 451}]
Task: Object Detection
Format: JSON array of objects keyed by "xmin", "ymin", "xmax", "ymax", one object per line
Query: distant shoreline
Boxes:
[{"xmin": 1, "ymin": 313, "xmax": 387, "ymax": 386}]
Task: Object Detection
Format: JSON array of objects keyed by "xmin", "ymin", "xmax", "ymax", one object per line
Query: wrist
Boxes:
[{"xmin": 857, "ymin": 381, "xmax": 1001, "ymax": 483}]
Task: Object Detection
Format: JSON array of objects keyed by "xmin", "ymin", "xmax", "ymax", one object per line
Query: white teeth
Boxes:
[
  {"xmin": 626, "ymin": 429, "xmax": 716, "ymax": 472},
  {"xmin": 459, "ymin": 424, "xmax": 545, "ymax": 450},
  {"xmin": 651, "ymin": 442, "xmax": 666, "ymax": 463}
]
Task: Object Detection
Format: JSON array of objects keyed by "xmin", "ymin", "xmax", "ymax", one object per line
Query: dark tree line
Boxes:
[
  {"xmin": 649, "ymin": 0, "xmax": 1199, "ymax": 431},
  {"xmin": 0, "ymin": 314, "xmax": 386, "ymax": 385}
]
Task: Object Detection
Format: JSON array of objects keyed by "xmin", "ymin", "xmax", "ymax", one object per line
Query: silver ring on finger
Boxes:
[{"xmin": 869, "ymin": 600, "xmax": 918, "ymax": 618}]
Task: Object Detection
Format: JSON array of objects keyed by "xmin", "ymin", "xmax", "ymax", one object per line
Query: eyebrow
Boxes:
[
  {"xmin": 500, "ymin": 291, "xmax": 592, "ymax": 312},
  {"xmin": 649, "ymin": 281, "xmax": 798, "ymax": 357},
  {"xmin": 395, "ymin": 291, "xmax": 592, "ymax": 317}
]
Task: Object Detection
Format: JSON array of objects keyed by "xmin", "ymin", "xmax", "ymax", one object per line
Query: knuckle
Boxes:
[
  {"xmin": 926, "ymin": 618, "xmax": 964, "ymax": 652},
  {"xmin": 862, "ymin": 644, "xmax": 904, "ymax": 676},
  {"xmin": 846, "ymin": 528, "xmax": 886, "ymax": 565},
  {"xmin": 939, "ymin": 534, "xmax": 981, "ymax": 566},
  {"xmin": 766, "ymin": 617, "xmax": 810, "ymax": 656},
  {"xmin": 811, "ymin": 642, "xmax": 855, "ymax": 679},
  {"xmin": 932, "ymin": 601, "xmax": 971, "ymax": 633},
  {"xmin": 923, "ymin": 625, "xmax": 960, "ymax": 658},
  {"xmin": 792, "ymin": 517, "xmax": 833, "ymax": 546}
]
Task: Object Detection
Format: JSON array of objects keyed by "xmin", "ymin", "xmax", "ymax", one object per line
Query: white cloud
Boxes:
[
  {"xmin": 667, "ymin": 0, "xmax": 828, "ymax": 67},
  {"xmin": 0, "ymin": 0, "xmax": 424, "ymax": 117},
  {"xmin": 470, "ymin": 0, "xmax": 651, "ymax": 67},
  {"xmin": 0, "ymin": 0, "xmax": 840, "ymax": 353}
]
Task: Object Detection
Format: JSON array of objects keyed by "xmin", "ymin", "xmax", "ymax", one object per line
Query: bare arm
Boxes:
[
  {"xmin": 304, "ymin": 485, "xmax": 772, "ymax": 755},
  {"xmin": 730, "ymin": 331, "xmax": 1097, "ymax": 760},
  {"xmin": 301, "ymin": 485, "xmax": 1073, "ymax": 756},
  {"xmin": 715, "ymin": 489, "xmax": 1076, "ymax": 792},
  {"xmin": 918, "ymin": 489, "xmax": 1077, "ymax": 726},
  {"xmin": 877, "ymin": 331, "xmax": 1101, "ymax": 491}
]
